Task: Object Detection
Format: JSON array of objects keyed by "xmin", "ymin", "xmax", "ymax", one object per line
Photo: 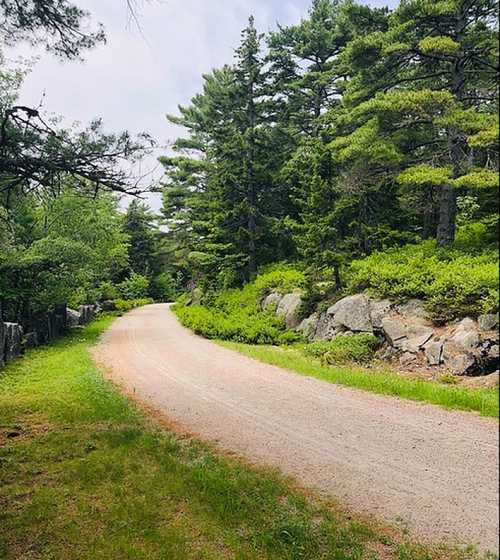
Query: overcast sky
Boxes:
[{"xmin": 8, "ymin": 0, "xmax": 396, "ymax": 209}]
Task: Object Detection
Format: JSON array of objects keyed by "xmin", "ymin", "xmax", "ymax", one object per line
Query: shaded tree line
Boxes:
[{"xmin": 0, "ymin": 0, "xmax": 174, "ymax": 322}]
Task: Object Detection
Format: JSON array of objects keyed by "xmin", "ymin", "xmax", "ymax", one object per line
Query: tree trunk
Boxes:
[
  {"xmin": 437, "ymin": 6, "xmax": 466, "ymax": 247},
  {"xmin": 436, "ymin": 184, "xmax": 457, "ymax": 247},
  {"xmin": 246, "ymin": 80, "xmax": 258, "ymax": 280},
  {"xmin": 422, "ymin": 186, "xmax": 438, "ymax": 239}
]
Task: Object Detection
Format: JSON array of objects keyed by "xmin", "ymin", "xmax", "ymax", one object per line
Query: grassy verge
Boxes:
[
  {"xmin": 219, "ymin": 342, "xmax": 499, "ymax": 418},
  {"xmin": 0, "ymin": 319, "xmax": 493, "ymax": 560}
]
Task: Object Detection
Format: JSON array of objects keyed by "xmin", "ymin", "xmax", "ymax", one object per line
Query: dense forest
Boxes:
[
  {"xmin": 1, "ymin": 0, "xmax": 499, "ymax": 328},
  {"xmin": 161, "ymin": 0, "xmax": 498, "ymax": 293}
]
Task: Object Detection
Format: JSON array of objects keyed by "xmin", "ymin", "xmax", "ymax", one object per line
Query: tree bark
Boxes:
[
  {"xmin": 436, "ymin": 184, "xmax": 457, "ymax": 247},
  {"xmin": 437, "ymin": 5, "xmax": 466, "ymax": 247}
]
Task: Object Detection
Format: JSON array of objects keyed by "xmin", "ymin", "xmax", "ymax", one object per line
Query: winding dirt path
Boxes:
[{"xmin": 94, "ymin": 304, "xmax": 499, "ymax": 553}]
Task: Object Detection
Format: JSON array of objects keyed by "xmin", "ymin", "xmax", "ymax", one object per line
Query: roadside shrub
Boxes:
[
  {"xmin": 150, "ymin": 272, "xmax": 179, "ymax": 302},
  {"xmin": 346, "ymin": 240, "xmax": 499, "ymax": 322},
  {"xmin": 174, "ymin": 304, "xmax": 283, "ymax": 345},
  {"xmin": 174, "ymin": 265, "xmax": 306, "ymax": 345},
  {"xmin": 98, "ymin": 281, "xmax": 120, "ymax": 301},
  {"xmin": 118, "ymin": 273, "xmax": 150, "ymax": 300},
  {"xmin": 304, "ymin": 334, "xmax": 381, "ymax": 364},
  {"xmin": 113, "ymin": 298, "xmax": 153, "ymax": 314}
]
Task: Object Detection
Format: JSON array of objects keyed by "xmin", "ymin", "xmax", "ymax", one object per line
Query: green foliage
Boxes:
[
  {"xmin": 174, "ymin": 304, "xmax": 284, "ymax": 345},
  {"xmin": 150, "ymin": 272, "xmax": 180, "ymax": 303},
  {"xmin": 117, "ymin": 273, "xmax": 150, "ymax": 300},
  {"xmin": 174, "ymin": 265, "xmax": 306, "ymax": 345},
  {"xmin": 113, "ymin": 298, "xmax": 154, "ymax": 314},
  {"xmin": 304, "ymin": 334, "xmax": 381, "ymax": 364},
  {"xmin": 347, "ymin": 240, "xmax": 499, "ymax": 322}
]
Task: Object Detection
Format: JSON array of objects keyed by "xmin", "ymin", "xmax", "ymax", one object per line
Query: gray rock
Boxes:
[
  {"xmin": 455, "ymin": 317, "xmax": 476, "ymax": 331},
  {"xmin": 314, "ymin": 313, "xmax": 345, "ymax": 341},
  {"xmin": 276, "ymin": 292, "xmax": 303, "ymax": 329},
  {"xmin": 297, "ymin": 314, "xmax": 319, "ymax": 340},
  {"xmin": 381, "ymin": 317, "xmax": 408, "ymax": 348},
  {"xmin": 478, "ymin": 314, "xmax": 499, "ymax": 332},
  {"xmin": 369, "ymin": 299, "xmax": 393, "ymax": 329},
  {"xmin": 78, "ymin": 305, "xmax": 95, "ymax": 326},
  {"xmin": 102, "ymin": 300, "xmax": 117, "ymax": 312},
  {"xmin": 452, "ymin": 329, "xmax": 480, "ymax": 351},
  {"xmin": 67, "ymin": 308, "xmax": 81, "ymax": 328},
  {"xmin": 4, "ymin": 323, "xmax": 23, "ymax": 363},
  {"xmin": 396, "ymin": 299, "xmax": 429, "ymax": 323},
  {"xmin": 443, "ymin": 341, "xmax": 476, "ymax": 375},
  {"xmin": 24, "ymin": 332, "xmax": 39, "ymax": 349},
  {"xmin": 262, "ymin": 292, "xmax": 283, "ymax": 311},
  {"xmin": 402, "ymin": 330, "xmax": 434, "ymax": 354},
  {"xmin": 0, "ymin": 320, "xmax": 5, "ymax": 366},
  {"xmin": 327, "ymin": 294, "xmax": 373, "ymax": 333},
  {"xmin": 400, "ymin": 352, "xmax": 417, "ymax": 366},
  {"xmin": 425, "ymin": 341, "xmax": 444, "ymax": 366}
]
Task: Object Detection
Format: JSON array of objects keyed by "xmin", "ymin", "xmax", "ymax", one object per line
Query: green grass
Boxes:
[
  {"xmin": 0, "ymin": 319, "xmax": 495, "ymax": 560},
  {"xmin": 219, "ymin": 342, "xmax": 499, "ymax": 418}
]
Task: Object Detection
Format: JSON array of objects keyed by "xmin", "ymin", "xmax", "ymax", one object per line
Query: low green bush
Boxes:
[
  {"xmin": 174, "ymin": 304, "xmax": 284, "ymax": 345},
  {"xmin": 174, "ymin": 265, "xmax": 306, "ymax": 345},
  {"xmin": 117, "ymin": 273, "xmax": 150, "ymax": 300},
  {"xmin": 113, "ymin": 298, "xmax": 154, "ymax": 314},
  {"xmin": 304, "ymin": 334, "xmax": 381, "ymax": 364},
  {"xmin": 346, "ymin": 240, "xmax": 499, "ymax": 322}
]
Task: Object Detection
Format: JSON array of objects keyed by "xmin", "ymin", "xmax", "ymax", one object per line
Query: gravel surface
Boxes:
[{"xmin": 94, "ymin": 304, "xmax": 499, "ymax": 553}]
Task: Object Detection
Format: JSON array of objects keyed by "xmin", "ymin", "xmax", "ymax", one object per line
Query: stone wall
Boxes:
[{"xmin": 0, "ymin": 303, "xmax": 97, "ymax": 368}]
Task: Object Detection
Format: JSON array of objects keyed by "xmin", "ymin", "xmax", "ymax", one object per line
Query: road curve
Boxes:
[{"xmin": 94, "ymin": 304, "xmax": 499, "ymax": 553}]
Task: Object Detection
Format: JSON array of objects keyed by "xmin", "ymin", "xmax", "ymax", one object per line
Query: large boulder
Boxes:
[
  {"xmin": 451, "ymin": 329, "xmax": 480, "ymax": 352},
  {"xmin": 78, "ymin": 305, "xmax": 95, "ymax": 326},
  {"xmin": 276, "ymin": 292, "xmax": 303, "ymax": 329},
  {"xmin": 313, "ymin": 313, "xmax": 344, "ymax": 341},
  {"xmin": 442, "ymin": 341, "xmax": 476, "ymax": 375},
  {"xmin": 101, "ymin": 300, "xmax": 117, "ymax": 312},
  {"xmin": 67, "ymin": 308, "xmax": 81, "ymax": 328},
  {"xmin": 396, "ymin": 299, "xmax": 430, "ymax": 324},
  {"xmin": 4, "ymin": 323, "xmax": 23, "ymax": 363},
  {"xmin": 369, "ymin": 299, "xmax": 393, "ymax": 330},
  {"xmin": 297, "ymin": 313, "xmax": 320, "ymax": 340},
  {"xmin": 327, "ymin": 294, "xmax": 373, "ymax": 333},
  {"xmin": 381, "ymin": 317, "xmax": 409, "ymax": 348},
  {"xmin": 401, "ymin": 329, "xmax": 434, "ymax": 354},
  {"xmin": 262, "ymin": 292, "xmax": 283, "ymax": 311},
  {"xmin": 424, "ymin": 340, "xmax": 444, "ymax": 366}
]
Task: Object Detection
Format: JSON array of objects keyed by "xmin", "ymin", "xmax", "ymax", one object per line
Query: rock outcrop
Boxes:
[
  {"xmin": 268, "ymin": 288, "xmax": 499, "ymax": 378},
  {"xmin": 327, "ymin": 294, "xmax": 373, "ymax": 333},
  {"xmin": 262, "ymin": 292, "xmax": 283, "ymax": 311},
  {"xmin": 276, "ymin": 292, "xmax": 303, "ymax": 329}
]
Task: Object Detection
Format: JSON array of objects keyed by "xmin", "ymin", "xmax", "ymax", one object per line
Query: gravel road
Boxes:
[{"xmin": 94, "ymin": 304, "xmax": 499, "ymax": 553}]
